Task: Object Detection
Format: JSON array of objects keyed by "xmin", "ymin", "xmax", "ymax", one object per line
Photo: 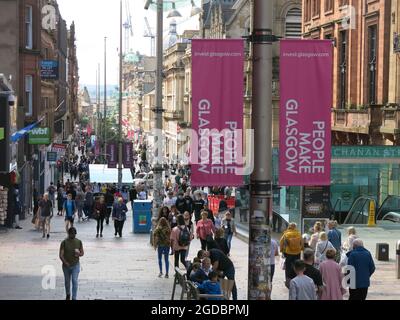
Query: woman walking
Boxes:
[
  {"xmin": 319, "ymin": 249, "xmax": 346, "ymax": 300},
  {"xmin": 309, "ymin": 221, "xmax": 322, "ymax": 250},
  {"xmin": 75, "ymin": 187, "xmax": 85, "ymax": 222},
  {"xmin": 196, "ymin": 211, "xmax": 216, "ymax": 251},
  {"xmin": 93, "ymin": 196, "xmax": 107, "ymax": 238},
  {"xmin": 315, "ymin": 232, "xmax": 335, "ymax": 267},
  {"xmin": 112, "ymin": 197, "xmax": 128, "ymax": 237},
  {"xmin": 343, "ymin": 226, "xmax": 359, "ymax": 252},
  {"xmin": 57, "ymin": 187, "xmax": 65, "ymax": 216},
  {"xmin": 153, "ymin": 217, "xmax": 171, "ymax": 278},
  {"xmin": 170, "ymin": 214, "xmax": 191, "ymax": 269},
  {"xmin": 158, "ymin": 206, "xmax": 170, "ymax": 221},
  {"xmin": 221, "ymin": 211, "xmax": 236, "ymax": 251}
]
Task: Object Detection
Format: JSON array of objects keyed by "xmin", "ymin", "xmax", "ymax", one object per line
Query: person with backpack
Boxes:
[
  {"xmin": 170, "ymin": 214, "xmax": 192, "ymax": 269},
  {"xmin": 196, "ymin": 211, "xmax": 216, "ymax": 251},
  {"xmin": 63, "ymin": 193, "xmax": 76, "ymax": 233},
  {"xmin": 57, "ymin": 187, "xmax": 65, "ymax": 216},
  {"xmin": 153, "ymin": 217, "xmax": 171, "ymax": 278},
  {"xmin": 280, "ymin": 223, "xmax": 304, "ymax": 287}
]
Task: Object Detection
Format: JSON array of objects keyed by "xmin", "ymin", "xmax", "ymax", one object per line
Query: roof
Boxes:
[{"xmin": 203, "ymin": 0, "xmax": 238, "ymax": 29}]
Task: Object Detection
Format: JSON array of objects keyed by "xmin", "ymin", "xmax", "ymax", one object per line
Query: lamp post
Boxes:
[
  {"xmin": 118, "ymin": 0, "xmax": 123, "ymax": 190},
  {"xmin": 248, "ymin": 0, "xmax": 274, "ymax": 300},
  {"xmin": 144, "ymin": 0, "xmax": 201, "ymax": 220},
  {"xmin": 104, "ymin": 36, "xmax": 108, "ymax": 164}
]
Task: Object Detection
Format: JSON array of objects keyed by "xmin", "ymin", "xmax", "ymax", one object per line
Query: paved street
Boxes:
[
  {"xmin": 1, "ymin": 207, "xmax": 400, "ymax": 300},
  {"xmin": 0, "ymin": 207, "xmax": 267, "ymax": 300}
]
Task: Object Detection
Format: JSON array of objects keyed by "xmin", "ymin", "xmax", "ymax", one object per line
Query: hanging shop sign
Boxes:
[{"xmin": 28, "ymin": 127, "xmax": 51, "ymax": 145}]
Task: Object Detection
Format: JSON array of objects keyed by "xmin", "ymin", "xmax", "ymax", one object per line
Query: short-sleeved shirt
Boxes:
[
  {"xmin": 268, "ymin": 239, "xmax": 279, "ymax": 265},
  {"xmin": 304, "ymin": 264, "xmax": 323, "ymax": 287},
  {"xmin": 39, "ymin": 200, "xmax": 52, "ymax": 217},
  {"xmin": 60, "ymin": 238, "xmax": 83, "ymax": 267},
  {"xmin": 209, "ymin": 248, "xmax": 234, "ymax": 273}
]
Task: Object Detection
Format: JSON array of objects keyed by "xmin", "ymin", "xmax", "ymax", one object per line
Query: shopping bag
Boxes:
[
  {"xmin": 339, "ymin": 251, "xmax": 348, "ymax": 267},
  {"xmin": 279, "ymin": 256, "xmax": 286, "ymax": 270}
]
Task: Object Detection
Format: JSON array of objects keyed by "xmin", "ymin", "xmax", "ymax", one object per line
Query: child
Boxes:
[
  {"xmin": 196, "ymin": 271, "xmax": 223, "ymax": 300},
  {"xmin": 289, "ymin": 260, "xmax": 317, "ymax": 300}
]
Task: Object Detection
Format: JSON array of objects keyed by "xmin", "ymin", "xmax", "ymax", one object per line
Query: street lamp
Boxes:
[
  {"xmin": 167, "ymin": 1, "xmax": 182, "ymax": 18},
  {"xmin": 144, "ymin": 0, "xmax": 201, "ymax": 221},
  {"xmin": 190, "ymin": 0, "xmax": 202, "ymax": 17}
]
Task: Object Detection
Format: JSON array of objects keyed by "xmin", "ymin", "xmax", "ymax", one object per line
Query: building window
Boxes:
[
  {"xmin": 339, "ymin": 30, "xmax": 347, "ymax": 109},
  {"xmin": 25, "ymin": 75, "xmax": 33, "ymax": 116},
  {"xmin": 325, "ymin": 0, "xmax": 333, "ymax": 12},
  {"xmin": 312, "ymin": 0, "xmax": 320, "ymax": 17},
  {"xmin": 285, "ymin": 8, "xmax": 302, "ymax": 39},
  {"xmin": 25, "ymin": 6, "xmax": 33, "ymax": 49},
  {"xmin": 368, "ymin": 25, "xmax": 377, "ymax": 105}
]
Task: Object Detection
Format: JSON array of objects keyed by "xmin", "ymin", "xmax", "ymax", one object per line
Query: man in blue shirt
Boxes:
[
  {"xmin": 196, "ymin": 271, "xmax": 223, "ymax": 300},
  {"xmin": 346, "ymin": 239, "xmax": 375, "ymax": 300},
  {"xmin": 64, "ymin": 193, "xmax": 76, "ymax": 233},
  {"xmin": 327, "ymin": 220, "xmax": 342, "ymax": 262}
]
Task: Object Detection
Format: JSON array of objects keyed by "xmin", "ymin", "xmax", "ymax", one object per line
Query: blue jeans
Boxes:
[
  {"xmin": 224, "ymin": 266, "xmax": 237, "ymax": 300},
  {"xmin": 157, "ymin": 246, "xmax": 170, "ymax": 275},
  {"xmin": 62, "ymin": 263, "xmax": 80, "ymax": 300},
  {"xmin": 225, "ymin": 233, "xmax": 233, "ymax": 251}
]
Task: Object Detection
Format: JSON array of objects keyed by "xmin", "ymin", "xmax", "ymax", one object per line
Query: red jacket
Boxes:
[{"xmin": 196, "ymin": 219, "xmax": 215, "ymax": 240}]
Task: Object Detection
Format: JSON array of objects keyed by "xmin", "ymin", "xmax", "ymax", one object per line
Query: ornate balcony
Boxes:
[
  {"xmin": 164, "ymin": 110, "xmax": 184, "ymax": 120},
  {"xmin": 380, "ymin": 104, "xmax": 400, "ymax": 136}
]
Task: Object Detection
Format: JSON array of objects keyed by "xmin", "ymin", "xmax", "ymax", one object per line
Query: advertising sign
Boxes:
[
  {"xmin": 51, "ymin": 143, "xmax": 67, "ymax": 156},
  {"xmin": 28, "ymin": 127, "xmax": 51, "ymax": 145},
  {"xmin": 47, "ymin": 151, "xmax": 58, "ymax": 162},
  {"xmin": 302, "ymin": 186, "xmax": 331, "ymax": 219},
  {"xmin": 191, "ymin": 39, "xmax": 244, "ymax": 187},
  {"xmin": 123, "ymin": 142, "xmax": 133, "ymax": 168},
  {"xmin": 107, "ymin": 142, "xmax": 117, "ymax": 169},
  {"xmin": 40, "ymin": 60, "xmax": 59, "ymax": 80},
  {"xmin": 279, "ymin": 40, "xmax": 333, "ymax": 186}
]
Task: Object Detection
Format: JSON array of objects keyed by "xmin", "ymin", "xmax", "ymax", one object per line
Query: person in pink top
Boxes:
[
  {"xmin": 319, "ymin": 248, "xmax": 346, "ymax": 300},
  {"xmin": 196, "ymin": 211, "xmax": 216, "ymax": 251},
  {"xmin": 170, "ymin": 214, "xmax": 192, "ymax": 269}
]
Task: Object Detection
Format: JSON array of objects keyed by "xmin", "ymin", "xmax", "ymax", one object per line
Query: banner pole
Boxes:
[{"xmin": 248, "ymin": 0, "xmax": 273, "ymax": 300}]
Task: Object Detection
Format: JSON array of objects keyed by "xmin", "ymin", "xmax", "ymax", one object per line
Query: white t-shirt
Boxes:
[
  {"xmin": 269, "ymin": 239, "xmax": 278, "ymax": 265},
  {"xmin": 163, "ymin": 197, "xmax": 176, "ymax": 208}
]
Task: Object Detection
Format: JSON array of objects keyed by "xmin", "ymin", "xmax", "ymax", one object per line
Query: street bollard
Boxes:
[{"xmin": 397, "ymin": 240, "xmax": 400, "ymax": 279}]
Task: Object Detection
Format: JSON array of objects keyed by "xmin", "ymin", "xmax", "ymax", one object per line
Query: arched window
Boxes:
[{"xmin": 285, "ymin": 7, "xmax": 302, "ymax": 39}]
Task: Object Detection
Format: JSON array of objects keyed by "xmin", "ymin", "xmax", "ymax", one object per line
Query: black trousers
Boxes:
[
  {"xmin": 174, "ymin": 250, "xmax": 187, "ymax": 269},
  {"xmin": 114, "ymin": 220, "xmax": 125, "ymax": 236},
  {"xmin": 284, "ymin": 253, "xmax": 301, "ymax": 281},
  {"xmin": 200, "ymin": 239, "xmax": 208, "ymax": 251},
  {"xmin": 349, "ymin": 288, "xmax": 368, "ymax": 300},
  {"xmin": 96, "ymin": 217, "xmax": 104, "ymax": 234},
  {"xmin": 106, "ymin": 207, "xmax": 112, "ymax": 223}
]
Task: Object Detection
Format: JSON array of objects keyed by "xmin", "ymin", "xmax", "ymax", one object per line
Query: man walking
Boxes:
[
  {"xmin": 39, "ymin": 193, "xmax": 53, "ymax": 239},
  {"xmin": 327, "ymin": 220, "xmax": 342, "ymax": 263},
  {"xmin": 280, "ymin": 222, "xmax": 304, "ymax": 287},
  {"xmin": 346, "ymin": 239, "xmax": 375, "ymax": 300},
  {"xmin": 59, "ymin": 227, "xmax": 84, "ymax": 300},
  {"xmin": 63, "ymin": 193, "xmax": 76, "ymax": 233}
]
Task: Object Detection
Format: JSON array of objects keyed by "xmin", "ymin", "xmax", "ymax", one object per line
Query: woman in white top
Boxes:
[
  {"xmin": 342, "ymin": 226, "xmax": 359, "ymax": 252},
  {"xmin": 308, "ymin": 221, "xmax": 323, "ymax": 250},
  {"xmin": 315, "ymin": 232, "xmax": 335, "ymax": 267}
]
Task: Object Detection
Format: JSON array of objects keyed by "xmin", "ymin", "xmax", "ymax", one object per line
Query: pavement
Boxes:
[
  {"xmin": 1, "ymin": 209, "xmax": 400, "ymax": 300},
  {"xmin": 0, "ymin": 206, "xmax": 286, "ymax": 300}
]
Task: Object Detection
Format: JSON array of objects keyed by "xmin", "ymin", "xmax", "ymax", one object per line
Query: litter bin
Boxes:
[
  {"xmin": 376, "ymin": 243, "xmax": 389, "ymax": 261},
  {"xmin": 133, "ymin": 200, "xmax": 152, "ymax": 234}
]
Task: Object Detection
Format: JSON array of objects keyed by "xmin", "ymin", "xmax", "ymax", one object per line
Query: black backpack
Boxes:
[{"xmin": 178, "ymin": 226, "xmax": 191, "ymax": 247}]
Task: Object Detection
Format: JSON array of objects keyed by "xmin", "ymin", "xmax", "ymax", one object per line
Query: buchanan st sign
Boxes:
[{"xmin": 29, "ymin": 127, "xmax": 51, "ymax": 145}]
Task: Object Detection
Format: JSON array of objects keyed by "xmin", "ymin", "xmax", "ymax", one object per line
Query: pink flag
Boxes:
[
  {"xmin": 191, "ymin": 39, "xmax": 244, "ymax": 187},
  {"xmin": 279, "ymin": 40, "xmax": 333, "ymax": 186}
]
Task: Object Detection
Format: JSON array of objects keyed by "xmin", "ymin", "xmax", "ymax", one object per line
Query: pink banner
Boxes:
[
  {"xmin": 191, "ymin": 39, "xmax": 244, "ymax": 187},
  {"xmin": 279, "ymin": 40, "xmax": 333, "ymax": 186}
]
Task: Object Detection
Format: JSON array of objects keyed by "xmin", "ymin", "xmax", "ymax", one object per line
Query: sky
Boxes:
[{"xmin": 57, "ymin": 0, "xmax": 200, "ymax": 86}]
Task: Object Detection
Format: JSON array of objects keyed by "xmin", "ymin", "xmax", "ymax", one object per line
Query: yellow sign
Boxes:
[{"xmin": 367, "ymin": 200, "xmax": 376, "ymax": 227}]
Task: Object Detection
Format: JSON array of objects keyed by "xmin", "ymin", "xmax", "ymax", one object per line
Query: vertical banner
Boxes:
[
  {"xmin": 94, "ymin": 140, "xmax": 100, "ymax": 156},
  {"xmin": 123, "ymin": 142, "xmax": 133, "ymax": 168},
  {"xmin": 191, "ymin": 39, "xmax": 244, "ymax": 187},
  {"xmin": 279, "ymin": 40, "xmax": 333, "ymax": 186},
  {"xmin": 107, "ymin": 142, "xmax": 117, "ymax": 169}
]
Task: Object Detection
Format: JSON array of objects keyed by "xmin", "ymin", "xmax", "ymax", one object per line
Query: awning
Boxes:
[{"xmin": 11, "ymin": 116, "xmax": 45, "ymax": 143}]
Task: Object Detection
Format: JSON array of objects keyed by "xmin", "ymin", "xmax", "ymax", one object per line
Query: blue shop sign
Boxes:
[{"xmin": 40, "ymin": 60, "xmax": 59, "ymax": 80}]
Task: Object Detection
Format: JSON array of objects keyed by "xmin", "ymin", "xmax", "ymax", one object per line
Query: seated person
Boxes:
[
  {"xmin": 196, "ymin": 271, "xmax": 223, "ymax": 300},
  {"xmin": 187, "ymin": 257, "xmax": 201, "ymax": 278},
  {"xmin": 191, "ymin": 257, "xmax": 213, "ymax": 284}
]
